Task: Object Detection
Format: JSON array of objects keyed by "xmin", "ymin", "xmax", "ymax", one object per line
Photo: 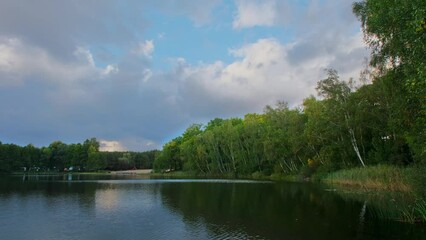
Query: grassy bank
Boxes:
[
  {"xmin": 321, "ymin": 165, "xmax": 413, "ymax": 192},
  {"xmin": 150, "ymin": 171, "xmax": 202, "ymax": 179},
  {"xmin": 318, "ymin": 165, "xmax": 426, "ymax": 223},
  {"xmin": 151, "ymin": 164, "xmax": 423, "ymax": 190},
  {"xmin": 151, "ymin": 171, "xmax": 261, "ymax": 180},
  {"xmin": 150, "ymin": 170, "xmax": 304, "ymax": 183}
]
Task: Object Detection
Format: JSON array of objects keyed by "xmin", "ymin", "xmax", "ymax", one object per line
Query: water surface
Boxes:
[{"xmin": 0, "ymin": 174, "xmax": 423, "ymax": 239}]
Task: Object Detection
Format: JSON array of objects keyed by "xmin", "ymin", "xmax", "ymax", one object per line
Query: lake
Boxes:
[{"xmin": 0, "ymin": 174, "xmax": 424, "ymax": 239}]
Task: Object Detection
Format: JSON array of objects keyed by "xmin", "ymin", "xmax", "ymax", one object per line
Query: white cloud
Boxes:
[
  {"xmin": 142, "ymin": 69, "xmax": 153, "ymax": 83},
  {"xmin": 134, "ymin": 40, "xmax": 155, "ymax": 58},
  {"xmin": 74, "ymin": 47, "xmax": 96, "ymax": 67},
  {"xmin": 102, "ymin": 64, "xmax": 119, "ymax": 76},
  {"xmin": 99, "ymin": 138, "xmax": 161, "ymax": 152},
  {"xmin": 233, "ymin": 0, "xmax": 276, "ymax": 29},
  {"xmin": 99, "ymin": 140, "xmax": 128, "ymax": 152},
  {"xmin": 174, "ymin": 35, "xmax": 368, "ymax": 116},
  {"xmin": 0, "ymin": 38, "xmax": 118, "ymax": 87},
  {"xmin": 177, "ymin": 39, "xmax": 306, "ymax": 111}
]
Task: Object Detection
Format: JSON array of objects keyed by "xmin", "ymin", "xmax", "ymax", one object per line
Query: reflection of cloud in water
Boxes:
[
  {"xmin": 96, "ymin": 188, "xmax": 119, "ymax": 212},
  {"xmin": 95, "ymin": 184, "xmax": 158, "ymax": 214}
]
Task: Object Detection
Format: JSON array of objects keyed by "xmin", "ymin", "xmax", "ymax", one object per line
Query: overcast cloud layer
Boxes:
[{"xmin": 0, "ymin": 0, "xmax": 369, "ymax": 151}]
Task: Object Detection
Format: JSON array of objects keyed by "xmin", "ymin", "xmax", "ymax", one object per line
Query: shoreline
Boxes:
[
  {"xmin": 111, "ymin": 169, "xmax": 153, "ymax": 175},
  {"xmin": 5, "ymin": 169, "xmax": 153, "ymax": 176},
  {"xmin": 5, "ymin": 165, "xmax": 424, "ymax": 194}
]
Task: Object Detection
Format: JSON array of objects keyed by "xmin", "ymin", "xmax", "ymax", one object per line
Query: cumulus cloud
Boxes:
[
  {"xmin": 100, "ymin": 138, "xmax": 158, "ymax": 152},
  {"xmin": 172, "ymin": 35, "xmax": 368, "ymax": 118},
  {"xmin": 233, "ymin": 0, "xmax": 277, "ymax": 29},
  {"xmin": 142, "ymin": 69, "xmax": 153, "ymax": 83},
  {"xmin": 100, "ymin": 140, "xmax": 127, "ymax": 152},
  {"xmin": 134, "ymin": 40, "xmax": 155, "ymax": 58},
  {"xmin": 74, "ymin": 47, "xmax": 96, "ymax": 67},
  {"xmin": 102, "ymin": 64, "xmax": 119, "ymax": 76},
  {"xmin": 0, "ymin": 38, "xmax": 118, "ymax": 87}
]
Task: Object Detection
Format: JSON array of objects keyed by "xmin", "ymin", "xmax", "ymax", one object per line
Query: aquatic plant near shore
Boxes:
[
  {"xmin": 413, "ymin": 200, "xmax": 426, "ymax": 222},
  {"xmin": 322, "ymin": 165, "xmax": 412, "ymax": 192}
]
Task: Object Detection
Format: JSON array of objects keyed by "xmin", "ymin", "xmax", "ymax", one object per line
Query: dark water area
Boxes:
[{"xmin": 0, "ymin": 174, "xmax": 424, "ymax": 240}]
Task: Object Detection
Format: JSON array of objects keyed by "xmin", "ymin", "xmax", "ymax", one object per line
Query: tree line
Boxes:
[
  {"xmin": 0, "ymin": 138, "xmax": 158, "ymax": 172},
  {"xmin": 153, "ymin": 0, "xmax": 425, "ymax": 177}
]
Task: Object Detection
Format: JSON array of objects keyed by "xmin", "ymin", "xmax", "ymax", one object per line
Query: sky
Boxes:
[{"xmin": 0, "ymin": 0, "xmax": 370, "ymax": 152}]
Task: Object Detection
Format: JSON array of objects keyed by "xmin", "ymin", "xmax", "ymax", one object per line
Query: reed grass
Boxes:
[
  {"xmin": 322, "ymin": 165, "xmax": 412, "ymax": 192},
  {"xmin": 395, "ymin": 200, "xmax": 426, "ymax": 223},
  {"xmin": 414, "ymin": 200, "xmax": 426, "ymax": 222}
]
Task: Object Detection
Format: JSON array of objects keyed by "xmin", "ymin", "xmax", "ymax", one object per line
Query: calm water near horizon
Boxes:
[{"xmin": 0, "ymin": 174, "xmax": 424, "ymax": 240}]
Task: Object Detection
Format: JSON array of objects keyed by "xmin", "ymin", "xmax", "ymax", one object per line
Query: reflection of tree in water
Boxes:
[
  {"xmin": 159, "ymin": 182, "xmax": 367, "ymax": 240},
  {"xmin": 330, "ymin": 187, "xmax": 426, "ymax": 239},
  {"xmin": 0, "ymin": 175, "xmax": 100, "ymax": 213},
  {"xmin": 1, "ymin": 176, "xmax": 424, "ymax": 239}
]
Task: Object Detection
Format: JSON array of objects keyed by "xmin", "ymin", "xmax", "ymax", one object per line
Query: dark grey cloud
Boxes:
[
  {"xmin": 0, "ymin": 54, "xmax": 189, "ymax": 150},
  {"xmin": 0, "ymin": 0, "xmax": 220, "ymax": 60},
  {"xmin": 0, "ymin": 1, "xmax": 145, "ymax": 61}
]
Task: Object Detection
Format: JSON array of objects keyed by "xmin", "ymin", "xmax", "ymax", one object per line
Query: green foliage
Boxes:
[
  {"xmin": 353, "ymin": 0, "xmax": 426, "ymax": 163},
  {"xmin": 86, "ymin": 152, "xmax": 103, "ymax": 171},
  {"xmin": 0, "ymin": 138, "xmax": 158, "ymax": 172},
  {"xmin": 398, "ymin": 199, "xmax": 426, "ymax": 223},
  {"xmin": 154, "ymin": 103, "xmax": 309, "ymax": 177},
  {"xmin": 154, "ymin": 136, "xmax": 183, "ymax": 172},
  {"xmin": 353, "ymin": 0, "xmax": 426, "ymax": 77}
]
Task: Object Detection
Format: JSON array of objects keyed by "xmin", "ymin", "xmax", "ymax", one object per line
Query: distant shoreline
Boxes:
[
  {"xmin": 5, "ymin": 169, "xmax": 153, "ymax": 175},
  {"xmin": 111, "ymin": 169, "xmax": 153, "ymax": 175}
]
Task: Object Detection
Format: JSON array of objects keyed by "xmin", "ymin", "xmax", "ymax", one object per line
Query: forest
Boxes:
[
  {"xmin": 0, "ymin": 138, "xmax": 158, "ymax": 172},
  {"xmin": 153, "ymin": 0, "xmax": 425, "ymax": 179}
]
